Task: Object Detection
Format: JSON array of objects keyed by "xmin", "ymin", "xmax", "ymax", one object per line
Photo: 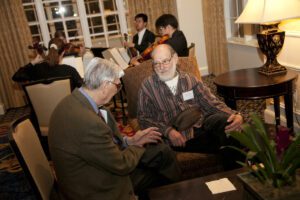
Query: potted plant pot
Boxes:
[{"xmin": 238, "ymin": 171, "xmax": 300, "ymax": 200}]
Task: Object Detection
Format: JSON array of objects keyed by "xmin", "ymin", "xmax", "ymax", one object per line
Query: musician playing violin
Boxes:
[
  {"xmin": 53, "ymin": 30, "xmax": 85, "ymax": 57},
  {"xmin": 12, "ymin": 38, "xmax": 82, "ymax": 90},
  {"xmin": 155, "ymin": 14, "xmax": 189, "ymax": 57},
  {"xmin": 129, "ymin": 14, "xmax": 188, "ymax": 66},
  {"xmin": 124, "ymin": 13, "xmax": 155, "ymax": 55}
]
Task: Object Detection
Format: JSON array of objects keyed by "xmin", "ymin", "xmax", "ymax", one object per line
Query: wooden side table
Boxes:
[{"xmin": 214, "ymin": 68, "xmax": 298, "ymax": 132}]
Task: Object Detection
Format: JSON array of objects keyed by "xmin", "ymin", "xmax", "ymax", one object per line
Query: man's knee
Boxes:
[
  {"xmin": 139, "ymin": 143, "xmax": 176, "ymax": 167},
  {"xmin": 203, "ymin": 112, "xmax": 228, "ymax": 131}
]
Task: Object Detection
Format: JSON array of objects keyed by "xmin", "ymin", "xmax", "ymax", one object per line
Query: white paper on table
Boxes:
[
  {"xmin": 205, "ymin": 178, "xmax": 236, "ymax": 194},
  {"xmin": 61, "ymin": 56, "xmax": 84, "ymax": 78}
]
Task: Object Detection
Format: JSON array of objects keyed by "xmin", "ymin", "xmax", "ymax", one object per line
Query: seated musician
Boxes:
[
  {"xmin": 53, "ymin": 30, "xmax": 85, "ymax": 57},
  {"xmin": 12, "ymin": 38, "xmax": 82, "ymax": 90},
  {"xmin": 137, "ymin": 44, "xmax": 244, "ymax": 170},
  {"xmin": 124, "ymin": 13, "xmax": 155, "ymax": 55},
  {"xmin": 155, "ymin": 14, "xmax": 189, "ymax": 57},
  {"xmin": 129, "ymin": 14, "xmax": 188, "ymax": 66}
]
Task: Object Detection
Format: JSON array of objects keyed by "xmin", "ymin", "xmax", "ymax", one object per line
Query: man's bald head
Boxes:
[{"xmin": 151, "ymin": 44, "xmax": 175, "ymax": 59}]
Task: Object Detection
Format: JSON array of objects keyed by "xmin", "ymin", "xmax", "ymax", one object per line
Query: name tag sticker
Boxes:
[{"xmin": 182, "ymin": 90, "xmax": 194, "ymax": 101}]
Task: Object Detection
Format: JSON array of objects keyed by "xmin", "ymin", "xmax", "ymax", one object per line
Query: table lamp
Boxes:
[{"xmin": 235, "ymin": 0, "xmax": 300, "ymax": 75}]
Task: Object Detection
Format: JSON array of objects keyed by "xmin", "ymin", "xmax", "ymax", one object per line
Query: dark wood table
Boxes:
[
  {"xmin": 149, "ymin": 168, "xmax": 246, "ymax": 200},
  {"xmin": 214, "ymin": 68, "xmax": 298, "ymax": 132}
]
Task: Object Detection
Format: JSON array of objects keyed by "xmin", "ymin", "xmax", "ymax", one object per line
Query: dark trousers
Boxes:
[
  {"xmin": 172, "ymin": 112, "xmax": 244, "ymax": 171},
  {"xmin": 130, "ymin": 143, "xmax": 181, "ymax": 199}
]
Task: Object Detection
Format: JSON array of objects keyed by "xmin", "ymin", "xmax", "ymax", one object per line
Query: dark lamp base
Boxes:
[
  {"xmin": 257, "ymin": 26, "xmax": 286, "ymax": 76},
  {"xmin": 258, "ymin": 65, "xmax": 287, "ymax": 76}
]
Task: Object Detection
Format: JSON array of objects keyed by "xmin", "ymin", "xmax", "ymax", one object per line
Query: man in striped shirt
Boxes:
[{"xmin": 137, "ymin": 44, "xmax": 244, "ymax": 170}]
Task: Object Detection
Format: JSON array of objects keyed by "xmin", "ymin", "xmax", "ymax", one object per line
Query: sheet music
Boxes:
[
  {"xmin": 102, "ymin": 48, "xmax": 129, "ymax": 70},
  {"xmin": 118, "ymin": 47, "xmax": 131, "ymax": 64},
  {"xmin": 61, "ymin": 56, "xmax": 84, "ymax": 78},
  {"xmin": 109, "ymin": 48, "xmax": 129, "ymax": 70}
]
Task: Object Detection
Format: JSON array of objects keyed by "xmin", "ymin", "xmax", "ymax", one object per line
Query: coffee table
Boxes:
[{"xmin": 148, "ymin": 168, "xmax": 246, "ymax": 200}]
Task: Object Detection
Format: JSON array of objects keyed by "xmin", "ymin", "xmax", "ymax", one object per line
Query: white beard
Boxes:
[{"xmin": 158, "ymin": 63, "xmax": 177, "ymax": 81}]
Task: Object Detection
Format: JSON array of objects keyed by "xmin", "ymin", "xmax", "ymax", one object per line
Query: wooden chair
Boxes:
[
  {"xmin": 22, "ymin": 77, "xmax": 72, "ymax": 137},
  {"xmin": 188, "ymin": 43, "xmax": 195, "ymax": 58},
  {"xmin": 8, "ymin": 115, "xmax": 58, "ymax": 200},
  {"xmin": 123, "ymin": 57, "xmax": 223, "ymax": 179}
]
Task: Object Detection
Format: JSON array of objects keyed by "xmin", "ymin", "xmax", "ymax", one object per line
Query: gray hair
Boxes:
[{"xmin": 83, "ymin": 57, "xmax": 124, "ymax": 90}]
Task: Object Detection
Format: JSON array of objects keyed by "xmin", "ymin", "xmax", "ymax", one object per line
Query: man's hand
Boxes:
[
  {"xmin": 167, "ymin": 129, "xmax": 186, "ymax": 147},
  {"xmin": 30, "ymin": 54, "xmax": 43, "ymax": 65},
  {"xmin": 123, "ymin": 41, "xmax": 135, "ymax": 48},
  {"xmin": 225, "ymin": 113, "xmax": 243, "ymax": 133},
  {"xmin": 129, "ymin": 56, "xmax": 141, "ymax": 66},
  {"xmin": 127, "ymin": 127, "xmax": 162, "ymax": 147}
]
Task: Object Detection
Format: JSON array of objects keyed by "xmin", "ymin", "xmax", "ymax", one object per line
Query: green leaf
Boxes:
[
  {"xmin": 221, "ymin": 145, "xmax": 248, "ymax": 157},
  {"xmin": 227, "ymin": 129, "xmax": 259, "ymax": 152}
]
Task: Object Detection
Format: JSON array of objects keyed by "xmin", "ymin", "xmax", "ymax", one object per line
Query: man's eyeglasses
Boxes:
[
  {"xmin": 109, "ymin": 81, "xmax": 122, "ymax": 92},
  {"xmin": 152, "ymin": 55, "xmax": 173, "ymax": 68}
]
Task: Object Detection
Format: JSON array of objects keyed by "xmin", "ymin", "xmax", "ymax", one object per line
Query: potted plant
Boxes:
[{"xmin": 225, "ymin": 114, "xmax": 300, "ymax": 200}]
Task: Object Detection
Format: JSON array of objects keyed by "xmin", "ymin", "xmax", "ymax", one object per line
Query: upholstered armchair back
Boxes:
[
  {"xmin": 22, "ymin": 77, "xmax": 72, "ymax": 136},
  {"xmin": 9, "ymin": 115, "xmax": 55, "ymax": 199},
  {"xmin": 123, "ymin": 56, "xmax": 201, "ymax": 123}
]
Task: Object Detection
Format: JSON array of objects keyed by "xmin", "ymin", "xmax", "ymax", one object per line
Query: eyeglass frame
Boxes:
[
  {"xmin": 152, "ymin": 54, "xmax": 174, "ymax": 68},
  {"xmin": 108, "ymin": 81, "xmax": 123, "ymax": 92}
]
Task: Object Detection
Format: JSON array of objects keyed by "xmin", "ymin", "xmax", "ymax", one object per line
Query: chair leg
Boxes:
[
  {"xmin": 112, "ymin": 96, "xmax": 117, "ymax": 112},
  {"xmin": 119, "ymin": 90, "xmax": 127, "ymax": 125}
]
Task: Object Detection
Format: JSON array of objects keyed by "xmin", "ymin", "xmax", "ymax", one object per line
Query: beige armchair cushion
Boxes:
[
  {"xmin": 9, "ymin": 116, "xmax": 55, "ymax": 199},
  {"xmin": 23, "ymin": 78, "xmax": 71, "ymax": 136}
]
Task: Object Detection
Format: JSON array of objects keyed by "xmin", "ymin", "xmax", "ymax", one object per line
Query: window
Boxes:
[
  {"xmin": 23, "ymin": 0, "xmax": 43, "ymax": 42},
  {"xmin": 84, "ymin": 0, "xmax": 122, "ymax": 47},
  {"xmin": 224, "ymin": 0, "xmax": 259, "ymax": 42},
  {"xmin": 22, "ymin": 0, "xmax": 128, "ymax": 48}
]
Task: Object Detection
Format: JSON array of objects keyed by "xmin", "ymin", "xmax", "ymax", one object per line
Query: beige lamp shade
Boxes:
[
  {"xmin": 279, "ymin": 18, "xmax": 300, "ymax": 31},
  {"xmin": 235, "ymin": 0, "xmax": 300, "ymax": 24}
]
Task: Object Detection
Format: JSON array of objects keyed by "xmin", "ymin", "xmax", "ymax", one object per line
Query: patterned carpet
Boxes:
[{"xmin": 0, "ymin": 75, "xmax": 265, "ymax": 199}]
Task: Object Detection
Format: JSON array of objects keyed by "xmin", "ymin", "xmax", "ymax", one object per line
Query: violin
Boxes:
[
  {"xmin": 64, "ymin": 43, "xmax": 82, "ymax": 56},
  {"xmin": 28, "ymin": 39, "xmax": 47, "ymax": 59},
  {"xmin": 124, "ymin": 33, "xmax": 138, "ymax": 58},
  {"xmin": 128, "ymin": 35, "xmax": 169, "ymax": 67},
  {"xmin": 135, "ymin": 34, "xmax": 170, "ymax": 63}
]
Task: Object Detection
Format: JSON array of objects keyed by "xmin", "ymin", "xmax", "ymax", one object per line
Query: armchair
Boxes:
[
  {"xmin": 8, "ymin": 115, "xmax": 58, "ymax": 199},
  {"xmin": 22, "ymin": 77, "xmax": 72, "ymax": 137}
]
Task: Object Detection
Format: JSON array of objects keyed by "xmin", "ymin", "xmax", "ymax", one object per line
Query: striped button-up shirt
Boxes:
[{"xmin": 137, "ymin": 71, "xmax": 235, "ymax": 140}]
